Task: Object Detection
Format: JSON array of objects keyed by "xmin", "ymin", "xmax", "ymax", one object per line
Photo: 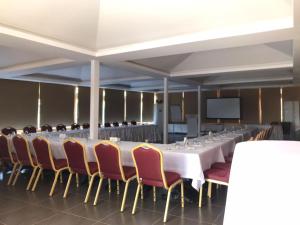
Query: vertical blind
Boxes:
[
  {"xmin": 0, "ymin": 79, "xmax": 38, "ymax": 129},
  {"xmin": 240, "ymin": 89, "xmax": 259, "ymax": 124},
  {"xmin": 40, "ymin": 83, "xmax": 74, "ymax": 126},
  {"xmin": 261, "ymin": 88, "xmax": 281, "ymax": 124},
  {"xmin": 126, "ymin": 91, "xmax": 140, "ymax": 121},
  {"xmin": 105, "ymin": 89, "xmax": 124, "ymax": 122},
  {"xmin": 78, "ymin": 87, "xmax": 102, "ymax": 124},
  {"xmin": 143, "ymin": 92, "xmax": 154, "ymax": 122}
]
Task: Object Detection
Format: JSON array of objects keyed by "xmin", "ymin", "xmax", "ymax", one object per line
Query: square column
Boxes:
[
  {"xmin": 163, "ymin": 78, "xmax": 168, "ymax": 144},
  {"xmin": 197, "ymin": 86, "xmax": 201, "ymax": 136},
  {"xmin": 89, "ymin": 60, "xmax": 100, "ymax": 140}
]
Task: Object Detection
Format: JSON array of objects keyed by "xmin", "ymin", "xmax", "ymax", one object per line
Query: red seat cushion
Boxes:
[
  {"xmin": 88, "ymin": 162, "xmax": 98, "ymax": 174},
  {"xmin": 204, "ymin": 168, "xmax": 230, "ymax": 183},
  {"xmin": 53, "ymin": 159, "xmax": 68, "ymax": 170},
  {"xmin": 101, "ymin": 166, "xmax": 136, "ymax": 181},
  {"xmin": 142, "ymin": 171, "xmax": 181, "ymax": 188},
  {"xmin": 211, "ymin": 162, "xmax": 231, "ymax": 170}
]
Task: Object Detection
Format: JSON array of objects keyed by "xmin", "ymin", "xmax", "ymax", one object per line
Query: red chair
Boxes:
[
  {"xmin": 0, "ymin": 134, "xmax": 19, "ymax": 185},
  {"xmin": 93, "ymin": 141, "xmax": 136, "ymax": 211},
  {"xmin": 41, "ymin": 124, "xmax": 53, "ymax": 132},
  {"xmin": 12, "ymin": 135, "xmax": 38, "ymax": 190},
  {"xmin": 198, "ymin": 167, "xmax": 230, "ymax": 207},
  {"xmin": 131, "ymin": 144, "xmax": 184, "ymax": 223},
  {"xmin": 32, "ymin": 137, "xmax": 68, "ymax": 196},
  {"xmin": 63, "ymin": 138, "xmax": 99, "ymax": 203}
]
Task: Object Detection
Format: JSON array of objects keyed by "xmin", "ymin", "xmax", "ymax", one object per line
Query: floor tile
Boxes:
[
  {"xmin": 34, "ymin": 212, "xmax": 97, "ymax": 225},
  {"xmin": 67, "ymin": 200, "xmax": 121, "ymax": 220},
  {"xmin": 0, "ymin": 197, "xmax": 26, "ymax": 215},
  {"xmin": 169, "ymin": 202, "xmax": 224, "ymax": 224},
  {"xmin": 0, "ymin": 205, "xmax": 55, "ymax": 225},
  {"xmin": 153, "ymin": 215, "xmax": 212, "ymax": 225},
  {"xmin": 100, "ymin": 209, "xmax": 163, "ymax": 225}
]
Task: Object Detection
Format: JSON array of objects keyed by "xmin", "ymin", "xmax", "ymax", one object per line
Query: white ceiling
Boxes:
[{"xmin": 0, "ymin": 0, "xmax": 298, "ymax": 92}]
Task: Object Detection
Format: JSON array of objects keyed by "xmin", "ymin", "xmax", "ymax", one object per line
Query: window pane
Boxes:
[
  {"xmin": 40, "ymin": 83, "xmax": 74, "ymax": 126},
  {"xmin": 0, "ymin": 79, "xmax": 38, "ymax": 129},
  {"xmin": 105, "ymin": 89, "xmax": 124, "ymax": 122}
]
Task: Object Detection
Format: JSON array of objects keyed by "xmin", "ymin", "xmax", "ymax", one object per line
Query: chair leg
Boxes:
[
  {"xmin": 153, "ymin": 186, "xmax": 156, "ymax": 202},
  {"xmin": 163, "ymin": 187, "xmax": 172, "ymax": 223},
  {"xmin": 108, "ymin": 178, "xmax": 111, "ymax": 193},
  {"xmin": 26, "ymin": 167, "xmax": 38, "ymax": 190},
  {"xmin": 12, "ymin": 164, "xmax": 22, "ymax": 186},
  {"xmin": 121, "ymin": 179, "xmax": 132, "ymax": 212},
  {"xmin": 132, "ymin": 183, "xmax": 141, "ymax": 214},
  {"xmin": 31, "ymin": 168, "xmax": 42, "ymax": 191},
  {"xmin": 76, "ymin": 173, "xmax": 79, "ymax": 188},
  {"xmin": 93, "ymin": 177, "xmax": 103, "ymax": 206},
  {"xmin": 181, "ymin": 181, "xmax": 184, "ymax": 208},
  {"xmin": 207, "ymin": 182, "xmax": 212, "ymax": 199},
  {"xmin": 198, "ymin": 186, "xmax": 203, "ymax": 208},
  {"xmin": 7, "ymin": 163, "xmax": 18, "ymax": 185},
  {"xmin": 49, "ymin": 171, "xmax": 60, "ymax": 196},
  {"xmin": 140, "ymin": 184, "xmax": 144, "ymax": 200},
  {"xmin": 60, "ymin": 172, "xmax": 63, "ymax": 184},
  {"xmin": 117, "ymin": 180, "xmax": 120, "ymax": 195},
  {"xmin": 84, "ymin": 174, "xmax": 96, "ymax": 203},
  {"xmin": 63, "ymin": 172, "xmax": 73, "ymax": 198}
]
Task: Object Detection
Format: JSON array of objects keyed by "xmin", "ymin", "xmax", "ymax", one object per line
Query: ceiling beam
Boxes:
[
  {"xmin": 170, "ymin": 61, "xmax": 293, "ymax": 78},
  {"xmin": 0, "ymin": 58, "xmax": 79, "ymax": 78},
  {"xmin": 96, "ymin": 27, "xmax": 294, "ymax": 62}
]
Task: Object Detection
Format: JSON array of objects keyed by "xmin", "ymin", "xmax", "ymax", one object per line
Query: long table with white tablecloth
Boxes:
[
  {"xmin": 32, "ymin": 124, "xmax": 161, "ymax": 143},
  {"xmin": 10, "ymin": 128, "xmax": 255, "ymax": 190}
]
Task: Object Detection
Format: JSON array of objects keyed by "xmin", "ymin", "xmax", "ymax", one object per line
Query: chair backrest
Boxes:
[
  {"xmin": 63, "ymin": 138, "xmax": 90, "ymax": 175},
  {"xmin": 2, "ymin": 127, "xmax": 17, "ymax": 135},
  {"xmin": 132, "ymin": 144, "xmax": 167, "ymax": 188},
  {"xmin": 122, "ymin": 121, "xmax": 128, "ymax": 126},
  {"xmin": 82, "ymin": 123, "xmax": 90, "ymax": 129},
  {"xmin": 41, "ymin": 124, "xmax": 53, "ymax": 132},
  {"xmin": 32, "ymin": 137, "xmax": 54, "ymax": 170},
  {"xmin": 105, "ymin": 122, "xmax": 111, "ymax": 127},
  {"xmin": 56, "ymin": 124, "xmax": 66, "ymax": 132},
  {"xmin": 131, "ymin": 120, "xmax": 137, "ymax": 125},
  {"xmin": 0, "ymin": 134, "xmax": 12, "ymax": 160},
  {"xmin": 12, "ymin": 135, "xmax": 34, "ymax": 165},
  {"xmin": 23, "ymin": 126, "xmax": 36, "ymax": 134},
  {"xmin": 113, "ymin": 122, "xmax": 119, "ymax": 127},
  {"xmin": 71, "ymin": 123, "xmax": 80, "ymax": 130},
  {"xmin": 29, "ymin": 126, "xmax": 37, "ymax": 133},
  {"xmin": 94, "ymin": 141, "xmax": 125, "ymax": 180}
]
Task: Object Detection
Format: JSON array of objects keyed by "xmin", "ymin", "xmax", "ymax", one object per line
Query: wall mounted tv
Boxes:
[{"xmin": 206, "ymin": 98, "xmax": 241, "ymax": 119}]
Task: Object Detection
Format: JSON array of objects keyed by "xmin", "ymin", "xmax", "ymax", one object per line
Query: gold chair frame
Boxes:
[
  {"xmin": 131, "ymin": 143, "xmax": 184, "ymax": 223},
  {"xmin": 92, "ymin": 140, "xmax": 137, "ymax": 212}
]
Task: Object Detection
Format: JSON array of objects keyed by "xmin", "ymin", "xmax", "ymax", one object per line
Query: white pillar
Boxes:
[
  {"xmin": 163, "ymin": 78, "xmax": 168, "ymax": 144},
  {"xmin": 197, "ymin": 86, "xmax": 201, "ymax": 137},
  {"xmin": 89, "ymin": 60, "xmax": 100, "ymax": 140}
]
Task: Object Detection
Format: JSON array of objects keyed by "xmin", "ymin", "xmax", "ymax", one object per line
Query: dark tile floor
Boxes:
[{"xmin": 0, "ymin": 170, "xmax": 226, "ymax": 225}]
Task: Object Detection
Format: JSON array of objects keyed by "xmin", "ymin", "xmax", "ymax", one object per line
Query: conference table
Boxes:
[
  {"xmin": 10, "ymin": 128, "xmax": 254, "ymax": 190},
  {"xmin": 35, "ymin": 124, "xmax": 161, "ymax": 143}
]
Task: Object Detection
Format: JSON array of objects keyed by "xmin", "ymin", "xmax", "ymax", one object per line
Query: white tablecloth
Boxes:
[
  {"xmin": 10, "ymin": 128, "xmax": 254, "ymax": 190},
  {"xmin": 30, "ymin": 125, "xmax": 161, "ymax": 143}
]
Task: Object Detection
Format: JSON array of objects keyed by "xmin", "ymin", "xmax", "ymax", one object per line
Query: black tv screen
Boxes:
[{"xmin": 206, "ymin": 98, "xmax": 241, "ymax": 119}]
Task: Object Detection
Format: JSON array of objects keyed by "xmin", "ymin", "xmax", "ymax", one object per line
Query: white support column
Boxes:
[
  {"xmin": 163, "ymin": 78, "xmax": 168, "ymax": 144},
  {"xmin": 89, "ymin": 60, "xmax": 100, "ymax": 140},
  {"xmin": 197, "ymin": 86, "xmax": 201, "ymax": 137}
]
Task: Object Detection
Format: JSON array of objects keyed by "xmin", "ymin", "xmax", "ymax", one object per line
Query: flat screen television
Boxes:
[{"xmin": 206, "ymin": 98, "xmax": 241, "ymax": 119}]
